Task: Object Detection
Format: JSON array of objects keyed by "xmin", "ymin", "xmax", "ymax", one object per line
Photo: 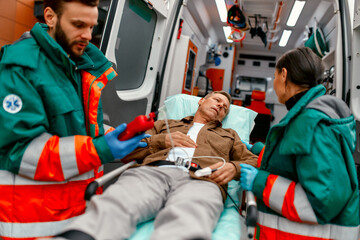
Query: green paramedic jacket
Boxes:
[
  {"xmin": 0, "ymin": 23, "xmax": 116, "ymax": 239},
  {"xmin": 251, "ymin": 85, "xmax": 360, "ymax": 239}
]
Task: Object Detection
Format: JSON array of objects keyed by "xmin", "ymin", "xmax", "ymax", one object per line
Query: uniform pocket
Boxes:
[
  {"xmin": 38, "ymin": 85, "xmax": 85, "ymax": 134},
  {"xmin": 39, "ymin": 86, "xmax": 77, "ymax": 116}
]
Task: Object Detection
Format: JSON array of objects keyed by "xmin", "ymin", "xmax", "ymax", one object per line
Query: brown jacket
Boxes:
[{"xmin": 124, "ymin": 116, "xmax": 258, "ymax": 200}]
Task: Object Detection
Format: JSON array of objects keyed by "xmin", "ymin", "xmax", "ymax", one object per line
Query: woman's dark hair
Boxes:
[
  {"xmin": 44, "ymin": 0, "xmax": 99, "ymax": 17},
  {"xmin": 275, "ymin": 47, "xmax": 324, "ymax": 88}
]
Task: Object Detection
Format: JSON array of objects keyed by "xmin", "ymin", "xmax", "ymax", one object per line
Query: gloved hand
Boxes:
[
  {"xmin": 240, "ymin": 164, "xmax": 258, "ymax": 191},
  {"xmin": 241, "ymin": 140, "xmax": 253, "ymax": 150},
  {"xmin": 104, "ymin": 123, "xmax": 150, "ymax": 160}
]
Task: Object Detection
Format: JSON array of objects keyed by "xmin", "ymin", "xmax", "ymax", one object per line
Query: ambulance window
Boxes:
[
  {"xmin": 114, "ymin": 0, "xmax": 156, "ymax": 90},
  {"xmin": 185, "ymin": 50, "xmax": 196, "ymax": 91}
]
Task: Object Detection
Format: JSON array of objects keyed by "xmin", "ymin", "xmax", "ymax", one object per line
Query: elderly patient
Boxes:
[{"xmin": 56, "ymin": 91, "xmax": 258, "ymax": 240}]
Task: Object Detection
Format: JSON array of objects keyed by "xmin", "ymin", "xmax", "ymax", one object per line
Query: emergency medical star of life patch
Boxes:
[{"xmin": 3, "ymin": 94, "xmax": 22, "ymax": 114}]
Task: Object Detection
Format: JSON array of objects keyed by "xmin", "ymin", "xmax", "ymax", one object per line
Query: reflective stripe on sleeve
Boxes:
[
  {"xmin": 74, "ymin": 135, "xmax": 102, "ymax": 174},
  {"xmin": 0, "ymin": 217, "xmax": 76, "ymax": 238},
  {"xmin": 20, "ymin": 133, "xmax": 100, "ymax": 181},
  {"xmin": 59, "ymin": 136, "xmax": 79, "ymax": 179},
  {"xmin": 282, "ymin": 181, "xmax": 301, "ymax": 222},
  {"xmin": 268, "ymin": 176, "xmax": 291, "ymax": 214},
  {"xmin": 263, "ymin": 174, "xmax": 277, "ymax": 207},
  {"xmin": 266, "ymin": 175, "xmax": 317, "ymax": 223},
  {"xmin": 20, "ymin": 132, "xmax": 52, "ymax": 179},
  {"xmin": 293, "ymin": 184, "xmax": 317, "ymax": 223},
  {"xmin": 257, "ymin": 211, "xmax": 360, "ymax": 240}
]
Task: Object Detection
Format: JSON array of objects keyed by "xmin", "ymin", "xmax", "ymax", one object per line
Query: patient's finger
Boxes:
[
  {"xmin": 165, "ymin": 131, "xmax": 184, "ymax": 147},
  {"xmin": 209, "ymin": 163, "xmax": 236, "ymax": 185},
  {"xmin": 207, "ymin": 162, "xmax": 223, "ymax": 170}
]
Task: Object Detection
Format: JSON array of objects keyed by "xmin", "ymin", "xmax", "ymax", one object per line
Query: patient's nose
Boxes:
[{"xmin": 218, "ymin": 102, "xmax": 225, "ymax": 109}]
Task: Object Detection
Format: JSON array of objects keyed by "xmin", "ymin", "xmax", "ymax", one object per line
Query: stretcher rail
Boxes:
[{"xmin": 84, "ymin": 161, "xmax": 137, "ymax": 200}]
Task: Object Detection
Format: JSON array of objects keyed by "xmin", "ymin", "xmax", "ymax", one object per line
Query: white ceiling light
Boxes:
[
  {"xmin": 279, "ymin": 30, "xmax": 292, "ymax": 47},
  {"xmin": 216, "ymin": 0, "xmax": 228, "ymax": 22},
  {"xmin": 286, "ymin": 0, "xmax": 306, "ymax": 27},
  {"xmin": 223, "ymin": 26, "xmax": 233, "ymax": 43}
]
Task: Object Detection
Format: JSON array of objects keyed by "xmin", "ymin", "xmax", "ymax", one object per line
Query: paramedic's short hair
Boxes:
[
  {"xmin": 275, "ymin": 47, "xmax": 324, "ymax": 88},
  {"xmin": 204, "ymin": 91, "xmax": 232, "ymax": 115},
  {"xmin": 44, "ymin": 0, "xmax": 99, "ymax": 17}
]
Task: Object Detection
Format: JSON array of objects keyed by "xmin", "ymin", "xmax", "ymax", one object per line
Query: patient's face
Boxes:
[{"xmin": 197, "ymin": 93, "xmax": 230, "ymax": 122}]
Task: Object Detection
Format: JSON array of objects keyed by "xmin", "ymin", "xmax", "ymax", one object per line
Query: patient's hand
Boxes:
[
  {"xmin": 165, "ymin": 131, "xmax": 197, "ymax": 148},
  {"xmin": 208, "ymin": 162, "xmax": 236, "ymax": 185}
]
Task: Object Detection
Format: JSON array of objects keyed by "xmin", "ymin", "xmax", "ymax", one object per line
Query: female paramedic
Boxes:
[{"xmin": 240, "ymin": 47, "xmax": 360, "ymax": 239}]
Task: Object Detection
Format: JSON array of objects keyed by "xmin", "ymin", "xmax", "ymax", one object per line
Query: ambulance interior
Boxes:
[
  {"xmin": 95, "ymin": 0, "xmax": 358, "ymax": 158},
  {"xmin": 89, "ymin": 0, "xmax": 359, "ymax": 238}
]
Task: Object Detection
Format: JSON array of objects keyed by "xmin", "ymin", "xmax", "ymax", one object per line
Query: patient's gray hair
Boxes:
[{"xmin": 204, "ymin": 91, "xmax": 232, "ymax": 115}]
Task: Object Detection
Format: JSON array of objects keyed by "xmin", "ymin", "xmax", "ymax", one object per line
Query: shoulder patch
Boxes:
[{"xmin": 3, "ymin": 94, "xmax": 22, "ymax": 114}]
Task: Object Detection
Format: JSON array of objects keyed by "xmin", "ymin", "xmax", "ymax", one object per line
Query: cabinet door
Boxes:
[
  {"xmin": 206, "ymin": 68, "xmax": 225, "ymax": 91},
  {"xmin": 182, "ymin": 39, "xmax": 198, "ymax": 94}
]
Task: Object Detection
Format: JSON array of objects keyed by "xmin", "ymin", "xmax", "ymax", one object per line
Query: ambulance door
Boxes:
[
  {"xmin": 99, "ymin": 0, "xmax": 175, "ymax": 126},
  {"xmin": 350, "ymin": 0, "xmax": 360, "ymax": 163}
]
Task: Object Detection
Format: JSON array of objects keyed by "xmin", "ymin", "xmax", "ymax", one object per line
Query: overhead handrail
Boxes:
[{"xmin": 268, "ymin": 0, "xmax": 284, "ymax": 50}]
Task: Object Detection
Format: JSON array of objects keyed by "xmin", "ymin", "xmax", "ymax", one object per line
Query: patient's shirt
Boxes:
[{"xmin": 164, "ymin": 122, "xmax": 204, "ymax": 171}]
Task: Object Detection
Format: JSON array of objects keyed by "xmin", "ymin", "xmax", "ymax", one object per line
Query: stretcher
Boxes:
[{"xmin": 86, "ymin": 94, "xmax": 259, "ymax": 239}]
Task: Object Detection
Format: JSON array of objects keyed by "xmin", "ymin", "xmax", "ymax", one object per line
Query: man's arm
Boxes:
[{"xmin": 208, "ymin": 130, "xmax": 258, "ymax": 185}]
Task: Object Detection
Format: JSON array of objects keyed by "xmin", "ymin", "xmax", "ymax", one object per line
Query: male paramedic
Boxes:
[
  {"xmin": 56, "ymin": 91, "xmax": 258, "ymax": 240},
  {"xmin": 0, "ymin": 0, "xmax": 147, "ymax": 239}
]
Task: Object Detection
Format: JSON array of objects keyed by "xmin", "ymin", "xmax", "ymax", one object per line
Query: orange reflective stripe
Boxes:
[
  {"xmin": 257, "ymin": 146, "xmax": 265, "ymax": 167},
  {"xmin": 88, "ymin": 76, "xmax": 104, "ymax": 136},
  {"xmin": 0, "ymin": 185, "xmax": 13, "ymax": 222},
  {"xmin": 34, "ymin": 135, "xmax": 64, "ymax": 181},
  {"xmin": 81, "ymin": 71, "xmax": 97, "ymax": 136},
  {"xmin": 282, "ymin": 181, "xmax": 301, "ymax": 222},
  {"xmin": 82, "ymin": 69, "xmax": 116, "ymax": 137},
  {"xmin": 2, "ymin": 237, "xmax": 37, "ymax": 240},
  {"xmin": 0, "ymin": 182, "xmax": 88, "ymax": 223},
  {"xmin": 263, "ymin": 174, "xmax": 277, "ymax": 207},
  {"xmin": 75, "ymin": 135, "xmax": 102, "ymax": 174},
  {"xmin": 257, "ymin": 223, "xmax": 329, "ymax": 240}
]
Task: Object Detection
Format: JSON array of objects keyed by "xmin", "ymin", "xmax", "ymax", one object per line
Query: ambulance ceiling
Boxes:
[{"xmin": 187, "ymin": 0, "xmax": 334, "ymax": 53}]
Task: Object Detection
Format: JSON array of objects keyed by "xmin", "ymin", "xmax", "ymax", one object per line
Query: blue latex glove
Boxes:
[
  {"xmin": 240, "ymin": 164, "xmax": 259, "ymax": 191},
  {"xmin": 241, "ymin": 140, "xmax": 253, "ymax": 150},
  {"xmin": 104, "ymin": 123, "xmax": 150, "ymax": 160}
]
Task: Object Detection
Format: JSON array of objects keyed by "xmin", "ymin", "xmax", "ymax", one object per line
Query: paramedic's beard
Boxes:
[{"xmin": 55, "ymin": 21, "xmax": 88, "ymax": 59}]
